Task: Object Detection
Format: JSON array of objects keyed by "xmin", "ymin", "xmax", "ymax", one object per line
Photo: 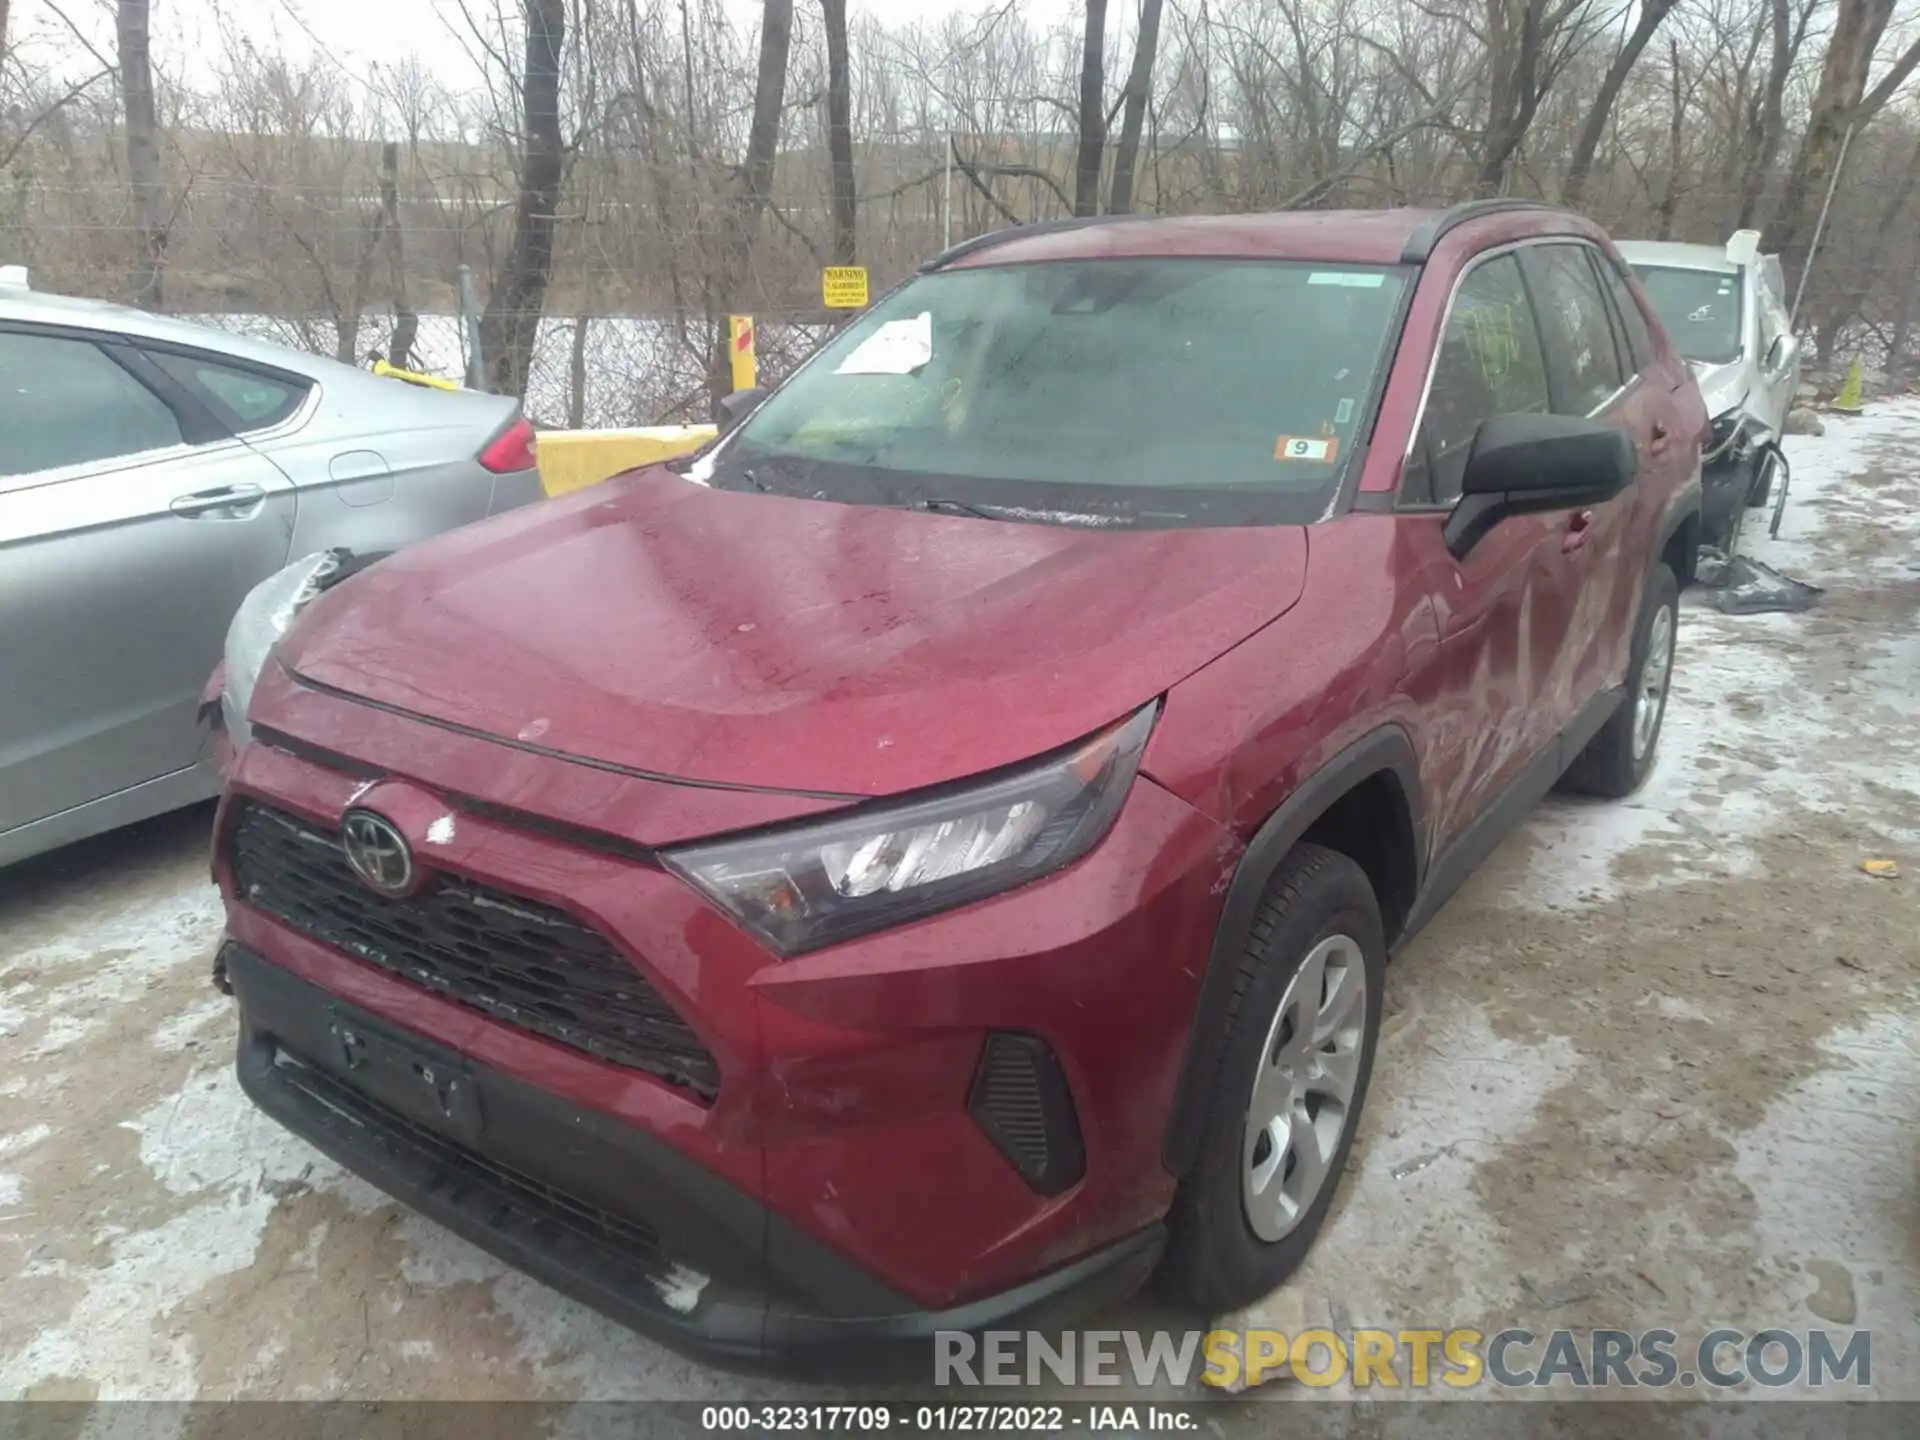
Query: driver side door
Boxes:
[{"xmin": 1399, "ymin": 250, "xmax": 1581, "ymax": 853}]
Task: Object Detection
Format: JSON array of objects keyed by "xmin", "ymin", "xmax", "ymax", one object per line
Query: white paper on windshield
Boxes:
[{"xmin": 835, "ymin": 311, "xmax": 933, "ymax": 374}]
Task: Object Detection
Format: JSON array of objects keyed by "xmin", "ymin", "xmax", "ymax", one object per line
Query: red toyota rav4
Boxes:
[{"xmin": 211, "ymin": 200, "xmax": 1704, "ymax": 1370}]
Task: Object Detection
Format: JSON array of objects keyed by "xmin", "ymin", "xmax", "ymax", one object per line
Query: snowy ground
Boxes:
[{"xmin": 1, "ymin": 402, "xmax": 1917, "ymax": 1413}]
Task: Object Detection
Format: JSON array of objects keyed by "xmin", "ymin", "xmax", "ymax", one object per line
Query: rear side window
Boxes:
[
  {"xmin": 148, "ymin": 350, "xmax": 309, "ymax": 431},
  {"xmin": 0, "ymin": 331, "xmax": 182, "ymax": 477},
  {"xmin": 1406, "ymin": 254, "xmax": 1551, "ymax": 505},
  {"xmin": 1521, "ymin": 245, "xmax": 1626, "ymax": 415},
  {"xmin": 1592, "ymin": 253, "xmax": 1654, "ymax": 375}
]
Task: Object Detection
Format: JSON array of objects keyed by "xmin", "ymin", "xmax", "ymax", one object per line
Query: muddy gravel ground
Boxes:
[{"xmin": 2, "ymin": 405, "xmax": 1916, "ymax": 1424}]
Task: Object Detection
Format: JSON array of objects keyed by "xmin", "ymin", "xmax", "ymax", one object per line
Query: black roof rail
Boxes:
[
  {"xmin": 1399, "ymin": 199, "xmax": 1571, "ymax": 264},
  {"xmin": 919, "ymin": 214, "xmax": 1140, "ymax": 272}
]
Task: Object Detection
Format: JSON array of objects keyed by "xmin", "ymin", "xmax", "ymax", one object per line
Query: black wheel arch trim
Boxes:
[
  {"xmin": 1655, "ymin": 476, "xmax": 1703, "ymax": 565},
  {"xmin": 1161, "ymin": 724, "xmax": 1424, "ymax": 1177}
]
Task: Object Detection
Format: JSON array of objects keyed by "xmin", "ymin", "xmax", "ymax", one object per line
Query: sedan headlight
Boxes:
[
  {"xmin": 221, "ymin": 551, "xmax": 342, "ymax": 749},
  {"xmin": 662, "ymin": 703, "xmax": 1159, "ymax": 955}
]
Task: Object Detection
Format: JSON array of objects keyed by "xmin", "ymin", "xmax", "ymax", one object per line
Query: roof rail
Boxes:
[
  {"xmin": 920, "ymin": 214, "xmax": 1138, "ymax": 272},
  {"xmin": 1399, "ymin": 199, "xmax": 1569, "ymax": 264}
]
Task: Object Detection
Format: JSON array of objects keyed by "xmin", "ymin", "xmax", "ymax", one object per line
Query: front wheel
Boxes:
[
  {"xmin": 1560, "ymin": 562, "xmax": 1679, "ymax": 799},
  {"xmin": 1157, "ymin": 844, "xmax": 1385, "ymax": 1314}
]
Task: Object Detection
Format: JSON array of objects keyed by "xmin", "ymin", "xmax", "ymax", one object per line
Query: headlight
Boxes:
[
  {"xmin": 221, "ymin": 551, "xmax": 342, "ymax": 749},
  {"xmin": 662, "ymin": 703, "xmax": 1159, "ymax": 955}
]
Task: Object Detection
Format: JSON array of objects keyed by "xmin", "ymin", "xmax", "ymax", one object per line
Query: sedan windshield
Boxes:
[
  {"xmin": 1630, "ymin": 264, "xmax": 1744, "ymax": 365},
  {"xmin": 717, "ymin": 258, "xmax": 1409, "ymax": 527}
]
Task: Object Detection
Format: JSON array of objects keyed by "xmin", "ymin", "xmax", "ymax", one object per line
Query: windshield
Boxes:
[
  {"xmin": 1629, "ymin": 264, "xmax": 1744, "ymax": 365},
  {"xmin": 717, "ymin": 258, "xmax": 1409, "ymax": 527}
]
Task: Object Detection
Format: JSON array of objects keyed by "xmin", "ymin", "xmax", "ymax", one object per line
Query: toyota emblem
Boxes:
[{"xmin": 341, "ymin": 810, "xmax": 416, "ymax": 897}]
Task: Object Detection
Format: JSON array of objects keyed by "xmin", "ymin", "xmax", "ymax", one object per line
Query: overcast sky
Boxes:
[{"xmin": 14, "ymin": 0, "xmax": 1081, "ymax": 91}]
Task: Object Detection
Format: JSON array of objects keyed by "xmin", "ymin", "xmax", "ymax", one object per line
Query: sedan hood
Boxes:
[{"xmin": 278, "ymin": 469, "xmax": 1309, "ymax": 797}]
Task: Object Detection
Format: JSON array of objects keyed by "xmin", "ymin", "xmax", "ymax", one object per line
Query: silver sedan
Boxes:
[{"xmin": 0, "ymin": 276, "xmax": 544, "ymax": 867}]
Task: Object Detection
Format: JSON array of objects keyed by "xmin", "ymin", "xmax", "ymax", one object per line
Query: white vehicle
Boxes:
[{"xmin": 1616, "ymin": 230, "xmax": 1802, "ymax": 547}]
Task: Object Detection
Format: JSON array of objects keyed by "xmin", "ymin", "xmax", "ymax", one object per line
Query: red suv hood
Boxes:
[{"xmin": 279, "ymin": 470, "xmax": 1308, "ymax": 797}]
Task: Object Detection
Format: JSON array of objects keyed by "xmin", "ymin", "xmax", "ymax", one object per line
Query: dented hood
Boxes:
[{"xmin": 277, "ymin": 469, "xmax": 1309, "ymax": 797}]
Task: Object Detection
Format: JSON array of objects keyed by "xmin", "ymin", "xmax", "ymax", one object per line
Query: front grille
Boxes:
[
  {"xmin": 968, "ymin": 1032, "xmax": 1085, "ymax": 1196},
  {"xmin": 274, "ymin": 1045, "xmax": 667, "ymax": 1264},
  {"xmin": 229, "ymin": 801, "xmax": 719, "ymax": 1099}
]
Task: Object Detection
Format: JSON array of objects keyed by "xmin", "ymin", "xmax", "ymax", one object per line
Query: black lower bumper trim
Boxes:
[{"xmin": 226, "ymin": 943, "xmax": 1165, "ymax": 1375}]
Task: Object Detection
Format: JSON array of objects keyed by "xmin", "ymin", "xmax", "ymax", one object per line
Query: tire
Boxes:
[
  {"xmin": 1747, "ymin": 451, "xmax": 1776, "ymax": 508},
  {"xmin": 1560, "ymin": 561, "xmax": 1680, "ymax": 799},
  {"xmin": 1157, "ymin": 843, "xmax": 1385, "ymax": 1314}
]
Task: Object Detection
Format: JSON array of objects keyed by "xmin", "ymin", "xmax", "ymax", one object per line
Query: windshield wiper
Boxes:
[{"xmin": 909, "ymin": 497, "xmax": 1003, "ymax": 520}]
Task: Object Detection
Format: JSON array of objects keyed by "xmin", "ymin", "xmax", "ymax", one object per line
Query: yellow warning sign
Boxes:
[{"xmin": 822, "ymin": 266, "xmax": 869, "ymax": 309}]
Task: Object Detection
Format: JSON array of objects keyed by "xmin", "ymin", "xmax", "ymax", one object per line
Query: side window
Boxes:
[
  {"xmin": 1520, "ymin": 245, "xmax": 1626, "ymax": 416},
  {"xmin": 0, "ymin": 331, "xmax": 182, "ymax": 478},
  {"xmin": 1592, "ymin": 251, "xmax": 1654, "ymax": 376},
  {"xmin": 147, "ymin": 350, "xmax": 309, "ymax": 431},
  {"xmin": 1407, "ymin": 254, "xmax": 1552, "ymax": 505}
]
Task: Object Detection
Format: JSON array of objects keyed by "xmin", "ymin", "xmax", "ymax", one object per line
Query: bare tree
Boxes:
[
  {"xmin": 480, "ymin": 0, "xmax": 567, "ymax": 396},
  {"xmin": 1562, "ymin": 0, "xmax": 1681, "ymax": 209},
  {"xmin": 1075, "ymin": 0, "xmax": 1108, "ymax": 215},
  {"xmin": 1773, "ymin": 0, "xmax": 1909, "ymax": 283},
  {"xmin": 116, "ymin": 0, "xmax": 166, "ymax": 309},
  {"xmin": 1108, "ymin": 0, "xmax": 1165, "ymax": 213},
  {"xmin": 1475, "ymin": 0, "xmax": 1589, "ymax": 195},
  {"xmin": 823, "ymin": 0, "xmax": 857, "ymax": 264},
  {"xmin": 706, "ymin": 0, "xmax": 793, "ymax": 402}
]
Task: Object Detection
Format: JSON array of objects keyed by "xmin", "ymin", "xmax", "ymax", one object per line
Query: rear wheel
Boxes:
[
  {"xmin": 1560, "ymin": 562, "xmax": 1679, "ymax": 799},
  {"xmin": 1158, "ymin": 844, "xmax": 1385, "ymax": 1313}
]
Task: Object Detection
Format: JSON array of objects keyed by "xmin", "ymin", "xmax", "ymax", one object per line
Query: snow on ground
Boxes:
[{"xmin": 1510, "ymin": 402, "xmax": 1920, "ymax": 908}]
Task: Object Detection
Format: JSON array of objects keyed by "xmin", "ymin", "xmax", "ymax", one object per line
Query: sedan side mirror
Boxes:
[
  {"xmin": 1445, "ymin": 413, "xmax": 1637, "ymax": 558},
  {"xmin": 716, "ymin": 386, "xmax": 765, "ymax": 434},
  {"xmin": 1765, "ymin": 333, "xmax": 1797, "ymax": 376}
]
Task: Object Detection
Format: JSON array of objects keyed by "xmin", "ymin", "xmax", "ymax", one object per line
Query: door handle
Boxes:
[
  {"xmin": 170, "ymin": 483, "xmax": 266, "ymax": 518},
  {"xmin": 1562, "ymin": 509, "xmax": 1595, "ymax": 554}
]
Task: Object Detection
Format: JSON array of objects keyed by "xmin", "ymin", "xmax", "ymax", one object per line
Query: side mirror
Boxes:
[
  {"xmin": 716, "ymin": 386, "xmax": 764, "ymax": 433},
  {"xmin": 1444, "ymin": 413, "xmax": 1636, "ymax": 558},
  {"xmin": 1766, "ymin": 333, "xmax": 1798, "ymax": 376}
]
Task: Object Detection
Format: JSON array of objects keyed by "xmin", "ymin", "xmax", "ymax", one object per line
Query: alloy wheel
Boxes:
[{"xmin": 1242, "ymin": 934, "xmax": 1367, "ymax": 1243}]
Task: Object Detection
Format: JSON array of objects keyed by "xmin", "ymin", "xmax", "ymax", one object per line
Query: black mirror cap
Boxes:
[
  {"xmin": 715, "ymin": 386, "xmax": 765, "ymax": 433},
  {"xmin": 1460, "ymin": 412, "xmax": 1636, "ymax": 500},
  {"xmin": 1445, "ymin": 413, "xmax": 1636, "ymax": 558}
]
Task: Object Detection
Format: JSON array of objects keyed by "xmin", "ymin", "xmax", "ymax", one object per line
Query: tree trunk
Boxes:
[
  {"xmin": 380, "ymin": 140, "xmax": 419, "ymax": 369},
  {"xmin": 1561, "ymin": 0, "xmax": 1677, "ymax": 209},
  {"xmin": 1772, "ymin": 0, "xmax": 1896, "ymax": 289},
  {"xmin": 707, "ymin": 0, "xmax": 792, "ymax": 406},
  {"xmin": 479, "ymin": 0, "xmax": 566, "ymax": 398},
  {"xmin": 1738, "ymin": 0, "xmax": 1793, "ymax": 227},
  {"xmin": 1106, "ymin": 0, "xmax": 1164, "ymax": 214},
  {"xmin": 569, "ymin": 317, "xmax": 589, "ymax": 429},
  {"xmin": 1655, "ymin": 36, "xmax": 1684, "ymax": 240},
  {"xmin": 822, "ymin": 0, "xmax": 856, "ymax": 265},
  {"xmin": 1074, "ymin": 0, "xmax": 1108, "ymax": 216},
  {"xmin": 1889, "ymin": 259, "xmax": 1920, "ymax": 390},
  {"xmin": 116, "ymin": 0, "xmax": 166, "ymax": 310}
]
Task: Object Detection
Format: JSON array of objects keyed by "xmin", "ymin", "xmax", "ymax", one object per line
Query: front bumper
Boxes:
[{"xmin": 228, "ymin": 942, "xmax": 1165, "ymax": 1374}]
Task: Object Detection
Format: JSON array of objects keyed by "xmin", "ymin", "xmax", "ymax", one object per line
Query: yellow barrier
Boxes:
[{"xmin": 536, "ymin": 425, "xmax": 718, "ymax": 498}]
